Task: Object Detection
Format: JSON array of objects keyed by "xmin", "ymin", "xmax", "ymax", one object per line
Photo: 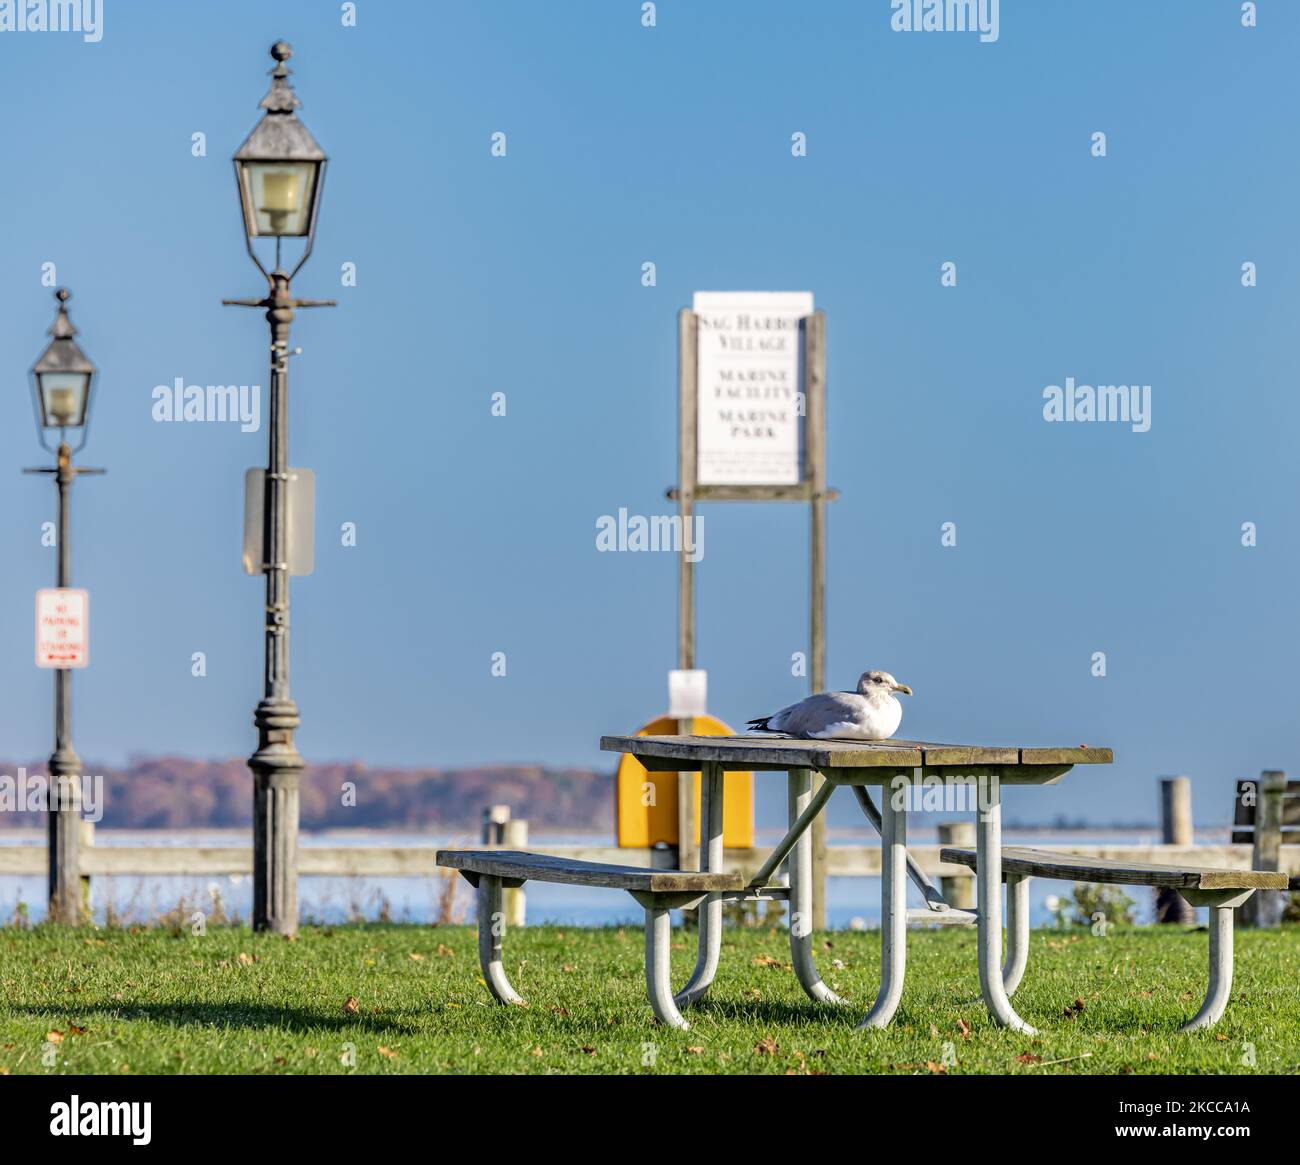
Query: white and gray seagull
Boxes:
[{"xmin": 746, "ymin": 670, "xmax": 913, "ymax": 740}]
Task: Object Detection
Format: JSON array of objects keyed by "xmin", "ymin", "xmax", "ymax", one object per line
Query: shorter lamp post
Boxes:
[{"xmin": 24, "ymin": 288, "xmax": 103, "ymax": 925}]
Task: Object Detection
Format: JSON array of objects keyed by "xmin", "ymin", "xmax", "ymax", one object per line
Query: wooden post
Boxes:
[
  {"xmin": 1243, "ymin": 770, "xmax": 1285, "ymax": 928},
  {"xmin": 481, "ymin": 805, "xmax": 509, "ymax": 848},
  {"xmin": 677, "ymin": 310, "xmax": 697, "ymax": 681},
  {"xmin": 1155, "ymin": 776, "xmax": 1195, "ymax": 924},
  {"xmin": 675, "ymin": 310, "xmax": 701, "ymax": 876},
  {"xmin": 805, "ymin": 311, "xmax": 829, "ymax": 931},
  {"xmin": 79, "ymin": 818, "xmax": 94, "ymax": 921},
  {"xmin": 502, "ymin": 817, "xmax": 528, "ymax": 927},
  {"xmin": 937, "ymin": 821, "xmax": 975, "ymax": 909}
]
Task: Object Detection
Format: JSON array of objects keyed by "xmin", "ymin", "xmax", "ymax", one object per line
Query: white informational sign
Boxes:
[
  {"xmin": 36, "ymin": 588, "xmax": 88, "ymax": 669},
  {"xmin": 668, "ymin": 669, "xmax": 708, "ymax": 719},
  {"xmin": 693, "ymin": 291, "xmax": 813, "ymax": 486}
]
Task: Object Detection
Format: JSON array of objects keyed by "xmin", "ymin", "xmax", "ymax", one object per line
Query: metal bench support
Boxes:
[
  {"xmin": 976, "ymin": 780, "xmax": 1037, "ymax": 1034},
  {"xmin": 1004, "ymin": 873, "xmax": 1030, "ymax": 996},
  {"xmin": 476, "ymin": 874, "xmax": 526, "ymax": 1007},
  {"xmin": 1177, "ymin": 888, "xmax": 1252, "ymax": 1032}
]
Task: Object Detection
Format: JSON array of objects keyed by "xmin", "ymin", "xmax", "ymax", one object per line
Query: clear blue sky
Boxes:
[{"xmin": 0, "ymin": 1, "xmax": 1295, "ymax": 827}]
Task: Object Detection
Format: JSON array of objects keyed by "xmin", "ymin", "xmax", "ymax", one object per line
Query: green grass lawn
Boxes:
[{"xmin": 0, "ymin": 922, "xmax": 1296, "ymax": 1075}]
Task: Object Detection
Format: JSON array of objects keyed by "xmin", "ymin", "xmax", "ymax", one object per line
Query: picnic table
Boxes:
[
  {"xmin": 599, "ymin": 735, "xmax": 1110, "ymax": 1033},
  {"xmin": 439, "ymin": 733, "xmax": 1283, "ymax": 1032}
]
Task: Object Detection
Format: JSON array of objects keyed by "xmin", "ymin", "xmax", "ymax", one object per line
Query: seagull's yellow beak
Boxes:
[{"xmin": 892, "ymin": 683, "xmax": 913, "ymax": 696}]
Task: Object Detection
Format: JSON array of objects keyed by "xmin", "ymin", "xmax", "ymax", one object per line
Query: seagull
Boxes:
[{"xmin": 746, "ymin": 670, "xmax": 913, "ymax": 741}]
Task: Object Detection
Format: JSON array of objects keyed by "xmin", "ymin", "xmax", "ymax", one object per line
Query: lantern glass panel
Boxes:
[
  {"xmin": 38, "ymin": 371, "xmax": 90, "ymax": 429},
  {"xmin": 238, "ymin": 160, "xmax": 319, "ymax": 237}
]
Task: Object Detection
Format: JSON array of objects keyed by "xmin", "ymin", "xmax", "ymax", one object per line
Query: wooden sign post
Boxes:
[{"xmin": 672, "ymin": 293, "xmax": 837, "ymax": 927}]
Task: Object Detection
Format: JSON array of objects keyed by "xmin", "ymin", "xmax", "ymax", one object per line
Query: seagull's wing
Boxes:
[{"xmin": 769, "ymin": 691, "xmax": 865, "ymax": 738}]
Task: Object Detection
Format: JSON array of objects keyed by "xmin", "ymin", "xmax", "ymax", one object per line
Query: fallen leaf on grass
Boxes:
[
  {"xmin": 342, "ymin": 996, "xmax": 360, "ymax": 1016},
  {"xmin": 409, "ymin": 953, "xmax": 425, "ymax": 962},
  {"xmin": 579, "ymin": 1046, "xmax": 596, "ymax": 1056},
  {"xmin": 686, "ymin": 1046, "xmax": 704, "ymax": 1055},
  {"xmin": 1015, "ymin": 1053, "xmax": 1043, "ymax": 1064},
  {"xmin": 529, "ymin": 1045, "xmax": 544, "ymax": 1057},
  {"xmin": 753, "ymin": 1037, "xmax": 779, "ymax": 1056},
  {"xmin": 1215, "ymin": 1033, "xmax": 1229, "ymax": 1042},
  {"xmin": 437, "ymin": 944, "xmax": 455, "ymax": 957},
  {"xmin": 378, "ymin": 1047, "xmax": 398, "ymax": 1060},
  {"xmin": 956, "ymin": 1017, "xmax": 971, "ymax": 1040},
  {"xmin": 45, "ymin": 1031, "xmax": 63, "ymax": 1044},
  {"xmin": 562, "ymin": 964, "xmax": 576, "ymax": 973},
  {"xmin": 926, "ymin": 1061, "xmax": 947, "ymax": 1074},
  {"xmin": 752, "ymin": 954, "xmax": 790, "ymax": 969},
  {"xmin": 237, "ymin": 952, "xmax": 256, "ymax": 965},
  {"xmin": 1063, "ymin": 997, "xmax": 1085, "ymax": 1018},
  {"xmin": 68, "ymin": 1025, "xmax": 85, "ymax": 1036}
]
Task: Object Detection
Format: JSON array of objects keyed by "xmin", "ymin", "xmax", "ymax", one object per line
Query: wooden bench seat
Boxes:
[
  {"xmin": 939, "ymin": 845, "xmax": 1285, "ymax": 1032},
  {"xmin": 940, "ymin": 846, "xmax": 1289, "ymax": 892},
  {"xmin": 436, "ymin": 847, "xmax": 743, "ymax": 1029},
  {"xmin": 435, "ymin": 849, "xmax": 743, "ymax": 894}
]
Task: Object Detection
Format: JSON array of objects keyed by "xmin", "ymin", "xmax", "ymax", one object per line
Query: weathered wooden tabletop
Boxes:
[{"xmin": 600, "ymin": 734, "xmax": 1113, "ymax": 777}]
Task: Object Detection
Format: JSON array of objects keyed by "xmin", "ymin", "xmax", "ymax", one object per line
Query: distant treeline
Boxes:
[{"xmin": 0, "ymin": 758, "xmax": 615, "ymax": 833}]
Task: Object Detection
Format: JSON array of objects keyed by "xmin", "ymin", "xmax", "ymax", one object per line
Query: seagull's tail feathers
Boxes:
[{"xmin": 746, "ymin": 716, "xmax": 774, "ymax": 733}]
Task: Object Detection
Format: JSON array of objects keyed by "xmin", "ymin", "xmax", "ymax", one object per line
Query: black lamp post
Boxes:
[
  {"xmin": 25, "ymin": 288, "xmax": 103, "ymax": 925},
  {"xmin": 225, "ymin": 41, "xmax": 333, "ymax": 935}
]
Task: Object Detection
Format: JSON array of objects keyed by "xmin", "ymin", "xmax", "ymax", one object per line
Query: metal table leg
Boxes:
[
  {"xmin": 788, "ymin": 768, "xmax": 847, "ymax": 1005},
  {"xmin": 976, "ymin": 776, "xmax": 1036, "ymax": 1033},
  {"xmin": 675, "ymin": 761, "xmax": 724, "ymax": 1009},
  {"xmin": 860, "ymin": 786, "xmax": 908, "ymax": 1028}
]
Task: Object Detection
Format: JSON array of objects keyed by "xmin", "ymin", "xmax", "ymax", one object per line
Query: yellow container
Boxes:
[{"xmin": 615, "ymin": 714, "xmax": 754, "ymax": 849}]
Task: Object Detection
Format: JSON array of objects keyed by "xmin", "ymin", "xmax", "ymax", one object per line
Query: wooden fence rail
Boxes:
[{"xmin": 1, "ymin": 835, "xmax": 1296, "ymax": 882}]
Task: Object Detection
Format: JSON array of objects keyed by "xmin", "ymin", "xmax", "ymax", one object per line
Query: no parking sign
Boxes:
[{"xmin": 36, "ymin": 588, "xmax": 88, "ymax": 669}]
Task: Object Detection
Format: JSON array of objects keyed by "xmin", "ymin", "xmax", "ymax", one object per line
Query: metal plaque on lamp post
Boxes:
[{"xmin": 243, "ymin": 468, "xmax": 315, "ymax": 576}]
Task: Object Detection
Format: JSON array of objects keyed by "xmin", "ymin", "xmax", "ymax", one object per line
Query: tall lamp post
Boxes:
[
  {"xmin": 225, "ymin": 41, "xmax": 332, "ymax": 935},
  {"xmin": 24, "ymin": 288, "xmax": 102, "ymax": 925}
]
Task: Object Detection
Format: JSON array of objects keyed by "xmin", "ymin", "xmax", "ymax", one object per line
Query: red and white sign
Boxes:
[{"xmin": 36, "ymin": 588, "xmax": 88, "ymax": 669}]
